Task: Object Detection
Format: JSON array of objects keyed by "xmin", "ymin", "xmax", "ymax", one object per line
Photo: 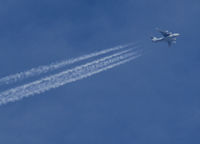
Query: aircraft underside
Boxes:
[{"xmin": 151, "ymin": 28, "xmax": 180, "ymax": 46}]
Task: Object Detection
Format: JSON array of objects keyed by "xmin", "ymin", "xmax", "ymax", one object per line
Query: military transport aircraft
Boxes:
[{"xmin": 151, "ymin": 28, "xmax": 180, "ymax": 46}]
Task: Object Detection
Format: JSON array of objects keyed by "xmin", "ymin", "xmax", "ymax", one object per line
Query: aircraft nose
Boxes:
[{"xmin": 175, "ymin": 33, "xmax": 180, "ymax": 36}]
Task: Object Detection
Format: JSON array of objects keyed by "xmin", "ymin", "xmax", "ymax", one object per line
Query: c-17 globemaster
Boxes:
[{"xmin": 151, "ymin": 28, "xmax": 180, "ymax": 46}]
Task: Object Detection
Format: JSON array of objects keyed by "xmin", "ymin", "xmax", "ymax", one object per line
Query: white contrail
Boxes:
[
  {"xmin": 0, "ymin": 43, "xmax": 137, "ymax": 86},
  {"xmin": 0, "ymin": 49, "xmax": 141, "ymax": 105}
]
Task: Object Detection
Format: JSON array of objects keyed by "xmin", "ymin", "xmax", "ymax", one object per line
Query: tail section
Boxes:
[{"xmin": 151, "ymin": 36, "xmax": 157, "ymax": 42}]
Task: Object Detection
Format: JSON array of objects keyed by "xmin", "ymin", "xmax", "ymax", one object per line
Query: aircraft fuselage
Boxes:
[{"xmin": 152, "ymin": 33, "xmax": 180, "ymax": 43}]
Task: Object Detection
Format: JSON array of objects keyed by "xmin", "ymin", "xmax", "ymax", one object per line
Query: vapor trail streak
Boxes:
[
  {"xmin": 0, "ymin": 49, "xmax": 140, "ymax": 105},
  {"xmin": 0, "ymin": 43, "xmax": 136, "ymax": 86}
]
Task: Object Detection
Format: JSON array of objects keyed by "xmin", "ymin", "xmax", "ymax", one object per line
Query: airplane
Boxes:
[{"xmin": 151, "ymin": 28, "xmax": 180, "ymax": 46}]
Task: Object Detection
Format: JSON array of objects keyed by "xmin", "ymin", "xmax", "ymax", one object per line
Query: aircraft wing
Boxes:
[
  {"xmin": 156, "ymin": 28, "xmax": 171, "ymax": 37},
  {"xmin": 167, "ymin": 41, "xmax": 172, "ymax": 47}
]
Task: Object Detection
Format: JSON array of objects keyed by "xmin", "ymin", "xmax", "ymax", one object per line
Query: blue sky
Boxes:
[{"xmin": 0, "ymin": 0, "xmax": 200, "ymax": 143}]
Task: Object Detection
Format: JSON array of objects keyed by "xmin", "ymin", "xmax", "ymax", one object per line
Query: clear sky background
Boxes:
[{"xmin": 0, "ymin": 0, "xmax": 200, "ymax": 143}]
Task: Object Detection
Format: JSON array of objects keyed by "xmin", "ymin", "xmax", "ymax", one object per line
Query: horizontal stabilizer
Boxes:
[{"xmin": 151, "ymin": 36, "xmax": 157, "ymax": 42}]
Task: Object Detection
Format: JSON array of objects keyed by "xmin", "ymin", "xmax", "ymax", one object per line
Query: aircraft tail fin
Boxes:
[{"xmin": 151, "ymin": 36, "xmax": 157, "ymax": 42}]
